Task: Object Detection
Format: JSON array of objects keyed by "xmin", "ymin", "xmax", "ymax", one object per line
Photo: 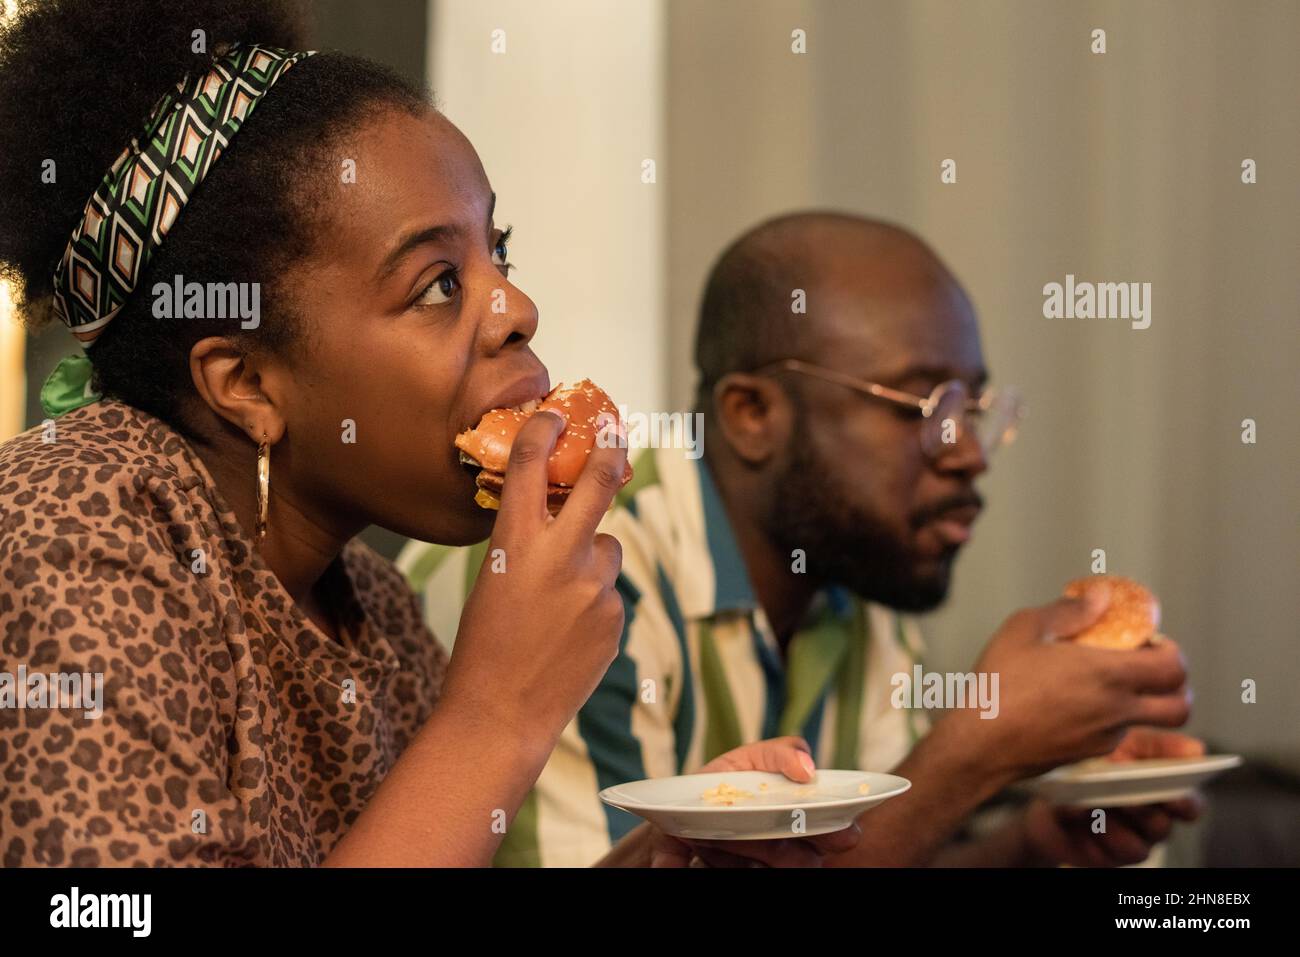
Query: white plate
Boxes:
[
  {"xmin": 1029, "ymin": 754, "xmax": 1242, "ymax": 808},
  {"xmin": 598, "ymin": 769, "xmax": 912, "ymax": 840}
]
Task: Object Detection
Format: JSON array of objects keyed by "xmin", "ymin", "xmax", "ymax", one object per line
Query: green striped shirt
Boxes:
[{"xmin": 397, "ymin": 447, "xmax": 929, "ymax": 866}]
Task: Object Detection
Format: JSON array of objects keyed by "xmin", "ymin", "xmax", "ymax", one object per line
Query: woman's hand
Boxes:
[
  {"xmin": 441, "ymin": 409, "xmax": 629, "ymax": 755},
  {"xmin": 649, "ymin": 737, "xmax": 863, "ymax": 867},
  {"xmin": 327, "ymin": 411, "xmax": 629, "ymax": 866}
]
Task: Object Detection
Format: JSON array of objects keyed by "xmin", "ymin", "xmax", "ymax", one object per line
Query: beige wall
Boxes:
[
  {"xmin": 664, "ymin": 0, "xmax": 1299, "ymax": 762},
  {"xmin": 428, "ymin": 0, "xmax": 667, "ymax": 417}
]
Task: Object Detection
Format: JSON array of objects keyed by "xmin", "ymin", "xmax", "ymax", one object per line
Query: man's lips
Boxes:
[
  {"xmin": 930, "ymin": 503, "xmax": 981, "ymax": 526},
  {"xmin": 927, "ymin": 505, "xmax": 980, "ymax": 546},
  {"xmin": 915, "ymin": 497, "xmax": 983, "ymax": 550}
]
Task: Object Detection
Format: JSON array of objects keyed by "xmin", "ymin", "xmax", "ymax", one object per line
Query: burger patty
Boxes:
[{"xmin": 473, "ymin": 467, "xmax": 573, "ymax": 511}]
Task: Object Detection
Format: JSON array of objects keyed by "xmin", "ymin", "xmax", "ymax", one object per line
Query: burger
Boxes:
[
  {"xmin": 455, "ymin": 379, "xmax": 633, "ymax": 515},
  {"xmin": 1062, "ymin": 575, "xmax": 1161, "ymax": 650}
]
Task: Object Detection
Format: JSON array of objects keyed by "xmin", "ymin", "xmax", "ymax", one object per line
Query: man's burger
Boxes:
[
  {"xmin": 455, "ymin": 379, "xmax": 633, "ymax": 515},
  {"xmin": 1062, "ymin": 574, "xmax": 1161, "ymax": 650}
]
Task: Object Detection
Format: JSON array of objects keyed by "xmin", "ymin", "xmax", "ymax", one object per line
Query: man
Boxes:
[{"xmin": 402, "ymin": 212, "xmax": 1200, "ymax": 867}]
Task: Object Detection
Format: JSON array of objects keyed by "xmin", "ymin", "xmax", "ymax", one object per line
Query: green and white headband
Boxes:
[{"xmin": 42, "ymin": 43, "xmax": 313, "ymax": 416}]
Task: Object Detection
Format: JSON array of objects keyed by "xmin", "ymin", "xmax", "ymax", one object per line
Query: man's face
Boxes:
[{"xmin": 765, "ymin": 240, "xmax": 989, "ymax": 611}]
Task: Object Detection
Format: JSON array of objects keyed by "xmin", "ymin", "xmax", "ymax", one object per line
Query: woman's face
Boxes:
[{"xmin": 262, "ymin": 108, "xmax": 548, "ymax": 545}]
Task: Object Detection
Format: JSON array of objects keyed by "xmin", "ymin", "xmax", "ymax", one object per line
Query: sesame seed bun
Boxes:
[
  {"xmin": 1062, "ymin": 575, "xmax": 1162, "ymax": 650},
  {"xmin": 454, "ymin": 379, "xmax": 633, "ymax": 515}
]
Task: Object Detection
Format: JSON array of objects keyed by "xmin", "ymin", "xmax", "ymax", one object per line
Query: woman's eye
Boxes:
[
  {"xmin": 415, "ymin": 269, "xmax": 459, "ymax": 306},
  {"xmin": 492, "ymin": 225, "xmax": 513, "ymax": 269}
]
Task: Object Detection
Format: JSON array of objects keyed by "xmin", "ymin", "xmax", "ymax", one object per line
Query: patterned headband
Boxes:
[{"xmin": 50, "ymin": 44, "xmax": 314, "ymax": 346}]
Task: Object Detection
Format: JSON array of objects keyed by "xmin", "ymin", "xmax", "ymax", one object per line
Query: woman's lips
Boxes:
[{"xmin": 461, "ymin": 372, "xmax": 551, "ymax": 434}]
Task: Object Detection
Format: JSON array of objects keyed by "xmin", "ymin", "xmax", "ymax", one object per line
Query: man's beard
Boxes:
[{"xmin": 764, "ymin": 430, "xmax": 955, "ymax": 613}]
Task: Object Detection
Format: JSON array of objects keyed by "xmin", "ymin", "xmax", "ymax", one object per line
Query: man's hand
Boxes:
[
  {"xmin": 649, "ymin": 737, "xmax": 862, "ymax": 867},
  {"xmin": 1019, "ymin": 728, "xmax": 1206, "ymax": 867},
  {"xmin": 843, "ymin": 594, "xmax": 1193, "ymax": 869},
  {"xmin": 941, "ymin": 587, "xmax": 1192, "ymax": 787}
]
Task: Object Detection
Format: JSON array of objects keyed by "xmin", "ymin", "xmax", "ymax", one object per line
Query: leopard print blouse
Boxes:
[{"xmin": 0, "ymin": 400, "xmax": 447, "ymax": 866}]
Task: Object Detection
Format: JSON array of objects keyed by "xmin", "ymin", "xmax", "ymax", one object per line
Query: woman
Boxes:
[{"xmin": 0, "ymin": 0, "xmax": 855, "ymax": 866}]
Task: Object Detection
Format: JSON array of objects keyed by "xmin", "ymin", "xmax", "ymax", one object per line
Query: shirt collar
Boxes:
[
  {"xmin": 666, "ymin": 450, "xmax": 854, "ymax": 626},
  {"xmin": 694, "ymin": 456, "xmax": 758, "ymax": 614}
]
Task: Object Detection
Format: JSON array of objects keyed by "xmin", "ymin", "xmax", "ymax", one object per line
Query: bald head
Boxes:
[{"xmin": 694, "ymin": 212, "xmax": 971, "ymax": 408}]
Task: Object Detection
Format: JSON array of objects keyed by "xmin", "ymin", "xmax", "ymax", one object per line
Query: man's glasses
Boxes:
[{"xmin": 750, "ymin": 359, "xmax": 1024, "ymax": 460}]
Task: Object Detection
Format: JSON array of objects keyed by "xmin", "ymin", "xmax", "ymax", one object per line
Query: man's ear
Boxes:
[
  {"xmin": 711, "ymin": 373, "xmax": 794, "ymax": 466},
  {"xmin": 189, "ymin": 336, "xmax": 285, "ymax": 444}
]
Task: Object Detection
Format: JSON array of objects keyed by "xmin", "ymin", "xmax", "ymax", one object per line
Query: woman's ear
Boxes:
[
  {"xmin": 189, "ymin": 336, "xmax": 285, "ymax": 443},
  {"xmin": 711, "ymin": 373, "xmax": 794, "ymax": 466}
]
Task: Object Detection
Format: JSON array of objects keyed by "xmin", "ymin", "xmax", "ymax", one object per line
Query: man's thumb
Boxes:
[{"xmin": 1041, "ymin": 584, "xmax": 1111, "ymax": 641}]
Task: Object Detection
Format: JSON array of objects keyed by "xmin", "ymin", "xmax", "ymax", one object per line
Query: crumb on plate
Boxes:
[{"xmin": 700, "ymin": 781, "xmax": 755, "ymax": 806}]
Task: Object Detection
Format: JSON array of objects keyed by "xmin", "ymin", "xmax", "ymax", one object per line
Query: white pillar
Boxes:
[{"xmin": 0, "ymin": 280, "xmax": 24, "ymax": 441}]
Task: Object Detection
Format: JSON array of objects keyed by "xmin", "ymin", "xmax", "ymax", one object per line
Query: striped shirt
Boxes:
[{"xmin": 398, "ymin": 447, "xmax": 929, "ymax": 866}]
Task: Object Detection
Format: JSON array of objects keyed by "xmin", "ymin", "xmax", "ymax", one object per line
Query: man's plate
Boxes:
[
  {"xmin": 1028, "ymin": 754, "xmax": 1242, "ymax": 808},
  {"xmin": 598, "ymin": 769, "xmax": 912, "ymax": 841}
]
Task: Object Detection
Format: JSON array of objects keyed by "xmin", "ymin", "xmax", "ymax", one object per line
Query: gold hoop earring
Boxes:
[{"xmin": 255, "ymin": 438, "xmax": 271, "ymax": 545}]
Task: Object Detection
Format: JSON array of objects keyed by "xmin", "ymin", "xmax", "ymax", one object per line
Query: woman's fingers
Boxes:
[
  {"xmin": 555, "ymin": 421, "xmax": 628, "ymax": 542},
  {"xmin": 495, "ymin": 410, "xmax": 566, "ymax": 531},
  {"xmin": 591, "ymin": 533, "xmax": 623, "ymax": 587}
]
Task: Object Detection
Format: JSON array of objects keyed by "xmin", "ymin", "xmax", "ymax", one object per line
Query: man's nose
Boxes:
[{"xmin": 932, "ymin": 418, "xmax": 988, "ymax": 476}]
